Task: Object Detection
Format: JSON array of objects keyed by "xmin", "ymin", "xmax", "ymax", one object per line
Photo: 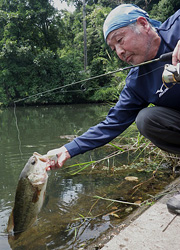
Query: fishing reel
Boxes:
[{"xmin": 162, "ymin": 63, "xmax": 180, "ymax": 87}]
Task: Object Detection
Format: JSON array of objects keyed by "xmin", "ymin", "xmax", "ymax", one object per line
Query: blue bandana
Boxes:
[{"xmin": 103, "ymin": 4, "xmax": 161, "ymax": 40}]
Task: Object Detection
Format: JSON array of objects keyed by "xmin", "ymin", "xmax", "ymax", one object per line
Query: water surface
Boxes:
[{"xmin": 0, "ymin": 104, "xmax": 176, "ymax": 249}]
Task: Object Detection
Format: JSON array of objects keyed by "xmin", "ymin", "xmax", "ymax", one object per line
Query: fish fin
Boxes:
[{"xmin": 7, "ymin": 210, "xmax": 14, "ymax": 233}]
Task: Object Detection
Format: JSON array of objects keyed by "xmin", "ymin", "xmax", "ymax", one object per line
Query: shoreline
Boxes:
[{"xmin": 85, "ymin": 176, "xmax": 180, "ymax": 250}]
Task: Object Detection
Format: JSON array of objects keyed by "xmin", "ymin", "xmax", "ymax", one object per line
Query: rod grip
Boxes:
[{"xmin": 159, "ymin": 52, "xmax": 173, "ymax": 62}]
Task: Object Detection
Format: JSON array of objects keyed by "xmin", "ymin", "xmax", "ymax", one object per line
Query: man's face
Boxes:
[{"xmin": 106, "ymin": 22, "xmax": 152, "ymax": 65}]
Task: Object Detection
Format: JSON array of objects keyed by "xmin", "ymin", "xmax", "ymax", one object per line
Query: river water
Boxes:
[{"xmin": 0, "ymin": 104, "xmax": 177, "ymax": 250}]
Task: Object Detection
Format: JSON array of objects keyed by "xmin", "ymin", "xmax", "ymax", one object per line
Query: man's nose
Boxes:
[{"xmin": 115, "ymin": 46, "xmax": 125, "ymax": 60}]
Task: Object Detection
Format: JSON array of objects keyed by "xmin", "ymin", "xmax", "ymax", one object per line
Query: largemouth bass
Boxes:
[{"xmin": 7, "ymin": 152, "xmax": 48, "ymax": 234}]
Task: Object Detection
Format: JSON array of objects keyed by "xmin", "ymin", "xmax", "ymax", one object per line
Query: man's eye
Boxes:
[{"xmin": 117, "ymin": 38, "xmax": 122, "ymax": 43}]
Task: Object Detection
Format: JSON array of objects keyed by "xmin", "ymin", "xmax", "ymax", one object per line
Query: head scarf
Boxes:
[{"xmin": 103, "ymin": 4, "xmax": 161, "ymax": 41}]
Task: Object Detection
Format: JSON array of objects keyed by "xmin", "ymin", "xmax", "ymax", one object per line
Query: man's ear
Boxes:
[{"xmin": 136, "ymin": 16, "xmax": 150, "ymax": 31}]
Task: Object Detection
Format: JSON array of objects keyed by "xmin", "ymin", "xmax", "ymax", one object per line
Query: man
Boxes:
[{"xmin": 46, "ymin": 4, "xmax": 180, "ymax": 213}]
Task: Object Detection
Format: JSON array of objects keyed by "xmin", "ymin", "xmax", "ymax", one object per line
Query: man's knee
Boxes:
[
  {"xmin": 136, "ymin": 106, "xmax": 180, "ymax": 137},
  {"xmin": 136, "ymin": 107, "xmax": 151, "ymax": 135},
  {"xmin": 136, "ymin": 106, "xmax": 163, "ymax": 137},
  {"xmin": 136, "ymin": 106, "xmax": 180, "ymax": 154}
]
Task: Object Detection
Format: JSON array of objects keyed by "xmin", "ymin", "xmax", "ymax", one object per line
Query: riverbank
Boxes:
[{"xmin": 86, "ymin": 176, "xmax": 180, "ymax": 250}]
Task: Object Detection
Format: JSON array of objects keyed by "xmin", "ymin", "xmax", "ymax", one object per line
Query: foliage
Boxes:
[
  {"xmin": 0, "ymin": 0, "xmax": 178, "ymax": 106},
  {"xmin": 150, "ymin": 0, "xmax": 180, "ymax": 22}
]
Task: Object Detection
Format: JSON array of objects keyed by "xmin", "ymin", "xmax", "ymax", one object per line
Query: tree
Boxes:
[
  {"xmin": 0, "ymin": 0, "xmax": 178, "ymax": 106},
  {"xmin": 150, "ymin": 0, "xmax": 180, "ymax": 22},
  {"xmin": 83, "ymin": 0, "xmax": 87, "ymax": 70},
  {"xmin": 0, "ymin": 0, "xmax": 66, "ymax": 104}
]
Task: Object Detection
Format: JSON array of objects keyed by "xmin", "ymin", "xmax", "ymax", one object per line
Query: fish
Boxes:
[{"xmin": 7, "ymin": 152, "xmax": 49, "ymax": 235}]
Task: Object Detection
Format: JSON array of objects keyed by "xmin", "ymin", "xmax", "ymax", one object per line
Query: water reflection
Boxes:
[{"xmin": 60, "ymin": 179, "xmax": 84, "ymax": 204}]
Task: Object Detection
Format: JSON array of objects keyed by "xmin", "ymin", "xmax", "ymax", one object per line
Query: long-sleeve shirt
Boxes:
[{"xmin": 65, "ymin": 10, "xmax": 180, "ymax": 158}]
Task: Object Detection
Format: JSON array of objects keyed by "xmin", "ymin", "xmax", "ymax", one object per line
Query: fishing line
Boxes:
[
  {"xmin": 13, "ymin": 52, "xmax": 172, "ymax": 156},
  {"xmin": 13, "ymin": 84, "xmax": 113, "ymax": 158},
  {"xmin": 13, "ymin": 68, "xmax": 127, "ymax": 104},
  {"xmin": 13, "ymin": 102, "xmax": 23, "ymax": 159},
  {"xmin": 12, "ymin": 65, "xmax": 165, "ymax": 157},
  {"xmin": 12, "ymin": 67, "xmax": 129, "ymax": 157},
  {"xmin": 12, "ymin": 66, "xmax": 153, "ymax": 158},
  {"xmin": 13, "ymin": 51, "xmax": 172, "ymax": 104},
  {"xmin": 137, "ymin": 65, "xmax": 164, "ymax": 78}
]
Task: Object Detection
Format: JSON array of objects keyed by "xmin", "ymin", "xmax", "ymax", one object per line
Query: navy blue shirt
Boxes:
[{"xmin": 65, "ymin": 10, "xmax": 180, "ymax": 157}]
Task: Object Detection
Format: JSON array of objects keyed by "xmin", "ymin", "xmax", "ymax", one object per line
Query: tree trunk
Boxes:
[{"xmin": 83, "ymin": 0, "xmax": 87, "ymax": 70}]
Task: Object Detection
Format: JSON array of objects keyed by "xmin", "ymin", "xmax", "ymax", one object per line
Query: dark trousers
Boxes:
[{"xmin": 136, "ymin": 106, "xmax": 180, "ymax": 154}]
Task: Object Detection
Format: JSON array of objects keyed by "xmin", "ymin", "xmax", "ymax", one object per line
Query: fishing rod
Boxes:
[
  {"xmin": 14, "ymin": 52, "xmax": 173, "ymax": 104},
  {"xmin": 86, "ymin": 51, "xmax": 173, "ymax": 80},
  {"xmin": 13, "ymin": 51, "xmax": 174, "ymax": 159},
  {"xmin": 66, "ymin": 52, "xmax": 173, "ymax": 84}
]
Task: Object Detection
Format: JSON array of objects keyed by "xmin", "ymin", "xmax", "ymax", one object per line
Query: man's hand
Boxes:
[
  {"xmin": 172, "ymin": 40, "xmax": 180, "ymax": 65},
  {"xmin": 46, "ymin": 146, "xmax": 71, "ymax": 170}
]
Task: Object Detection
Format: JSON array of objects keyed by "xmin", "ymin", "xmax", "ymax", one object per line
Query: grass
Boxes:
[{"xmin": 65, "ymin": 123, "xmax": 180, "ymax": 175}]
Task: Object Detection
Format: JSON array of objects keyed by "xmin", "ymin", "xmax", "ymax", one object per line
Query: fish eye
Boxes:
[
  {"xmin": 31, "ymin": 160, "xmax": 36, "ymax": 165},
  {"xmin": 31, "ymin": 157, "xmax": 37, "ymax": 165}
]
